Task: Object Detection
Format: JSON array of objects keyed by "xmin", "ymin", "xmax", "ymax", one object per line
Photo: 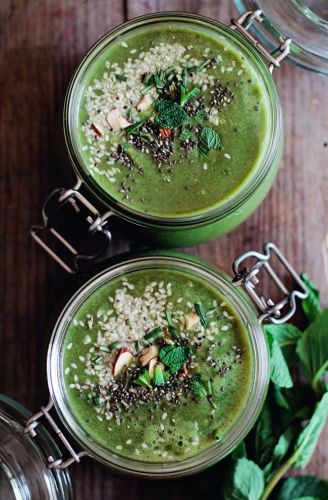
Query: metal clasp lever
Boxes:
[
  {"xmin": 231, "ymin": 10, "xmax": 292, "ymax": 73},
  {"xmin": 232, "ymin": 242, "xmax": 308, "ymax": 324},
  {"xmin": 31, "ymin": 179, "xmax": 113, "ymax": 274},
  {"xmin": 24, "ymin": 399, "xmax": 88, "ymax": 470}
]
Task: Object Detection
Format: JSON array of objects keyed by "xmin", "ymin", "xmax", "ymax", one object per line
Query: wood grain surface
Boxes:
[{"xmin": 0, "ymin": 0, "xmax": 327, "ymax": 498}]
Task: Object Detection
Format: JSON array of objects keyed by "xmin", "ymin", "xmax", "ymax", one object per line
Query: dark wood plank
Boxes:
[{"xmin": 0, "ymin": 1, "xmax": 327, "ymax": 498}]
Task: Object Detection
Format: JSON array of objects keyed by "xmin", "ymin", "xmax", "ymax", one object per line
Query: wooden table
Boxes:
[{"xmin": 1, "ymin": 0, "xmax": 327, "ymax": 498}]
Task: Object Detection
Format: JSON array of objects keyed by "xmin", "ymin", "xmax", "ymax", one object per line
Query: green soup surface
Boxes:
[
  {"xmin": 75, "ymin": 23, "xmax": 271, "ymax": 217},
  {"xmin": 63, "ymin": 268, "xmax": 253, "ymax": 462}
]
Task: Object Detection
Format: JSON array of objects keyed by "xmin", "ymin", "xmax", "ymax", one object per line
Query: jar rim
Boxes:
[
  {"xmin": 234, "ymin": 0, "xmax": 328, "ymax": 75},
  {"xmin": 63, "ymin": 11, "xmax": 281, "ymax": 229},
  {"xmin": 47, "ymin": 253, "xmax": 269, "ymax": 478}
]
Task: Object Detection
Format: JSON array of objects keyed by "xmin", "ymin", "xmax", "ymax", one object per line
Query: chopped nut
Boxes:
[
  {"xmin": 113, "ymin": 348, "xmax": 134, "ymax": 377},
  {"xmin": 92, "ymin": 122, "xmax": 105, "ymax": 137},
  {"xmin": 140, "ymin": 345, "xmax": 159, "ymax": 366},
  {"xmin": 159, "ymin": 128, "xmax": 173, "ymax": 139},
  {"xmin": 184, "ymin": 312, "xmax": 200, "ymax": 330},
  {"xmin": 148, "ymin": 358, "xmax": 157, "ymax": 378},
  {"xmin": 106, "ymin": 109, "xmax": 131, "ymax": 130},
  {"xmin": 137, "ymin": 94, "xmax": 152, "ymax": 112}
]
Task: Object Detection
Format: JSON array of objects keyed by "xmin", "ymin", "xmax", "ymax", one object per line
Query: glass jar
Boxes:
[
  {"xmin": 0, "ymin": 395, "xmax": 72, "ymax": 500},
  {"xmin": 32, "ymin": 11, "xmax": 290, "ymax": 270},
  {"xmin": 234, "ymin": 0, "xmax": 328, "ymax": 74},
  {"xmin": 7, "ymin": 243, "xmax": 306, "ymax": 482}
]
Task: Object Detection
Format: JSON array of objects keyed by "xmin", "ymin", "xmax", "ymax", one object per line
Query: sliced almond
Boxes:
[
  {"xmin": 105, "ymin": 109, "xmax": 121, "ymax": 130},
  {"xmin": 113, "ymin": 348, "xmax": 134, "ymax": 377},
  {"xmin": 92, "ymin": 122, "xmax": 105, "ymax": 137},
  {"xmin": 184, "ymin": 312, "xmax": 200, "ymax": 331},
  {"xmin": 137, "ymin": 94, "xmax": 152, "ymax": 112},
  {"xmin": 148, "ymin": 358, "xmax": 157, "ymax": 378},
  {"xmin": 118, "ymin": 115, "xmax": 132, "ymax": 129},
  {"xmin": 139, "ymin": 345, "xmax": 159, "ymax": 366},
  {"xmin": 182, "ymin": 364, "xmax": 188, "ymax": 376}
]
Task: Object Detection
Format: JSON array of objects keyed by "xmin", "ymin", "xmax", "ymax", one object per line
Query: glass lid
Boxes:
[
  {"xmin": 234, "ymin": 0, "xmax": 328, "ymax": 74},
  {"xmin": 0, "ymin": 396, "xmax": 72, "ymax": 500}
]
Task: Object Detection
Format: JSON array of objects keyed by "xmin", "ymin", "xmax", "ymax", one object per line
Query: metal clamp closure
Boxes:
[
  {"xmin": 232, "ymin": 242, "xmax": 308, "ymax": 324},
  {"xmin": 231, "ymin": 10, "xmax": 292, "ymax": 73},
  {"xmin": 24, "ymin": 399, "xmax": 88, "ymax": 470},
  {"xmin": 31, "ymin": 179, "xmax": 113, "ymax": 274}
]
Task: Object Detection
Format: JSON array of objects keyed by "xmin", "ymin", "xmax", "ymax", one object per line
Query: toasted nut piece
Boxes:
[
  {"xmin": 184, "ymin": 312, "xmax": 200, "ymax": 331},
  {"xmin": 137, "ymin": 94, "xmax": 152, "ymax": 112},
  {"xmin": 92, "ymin": 122, "xmax": 105, "ymax": 137},
  {"xmin": 164, "ymin": 338, "xmax": 175, "ymax": 345},
  {"xmin": 118, "ymin": 115, "xmax": 132, "ymax": 129},
  {"xmin": 105, "ymin": 109, "xmax": 121, "ymax": 130},
  {"xmin": 159, "ymin": 128, "xmax": 173, "ymax": 139},
  {"xmin": 182, "ymin": 364, "xmax": 188, "ymax": 376},
  {"xmin": 140, "ymin": 345, "xmax": 159, "ymax": 366},
  {"xmin": 148, "ymin": 358, "xmax": 157, "ymax": 378},
  {"xmin": 113, "ymin": 348, "xmax": 134, "ymax": 377}
]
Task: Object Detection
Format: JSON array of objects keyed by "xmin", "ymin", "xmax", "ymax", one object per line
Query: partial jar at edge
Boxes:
[{"xmin": 63, "ymin": 12, "xmax": 283, "ymax": 248}]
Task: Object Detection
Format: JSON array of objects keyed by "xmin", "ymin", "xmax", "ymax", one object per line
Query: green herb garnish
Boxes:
[
  {"xmin": 168, "ymin": 325, "xmax": 180, "ymax": 340},
  {"xmin": 153, "ymin": 364, "xmax": 165, "ymax": 386},
  {"xmin": 198, "ymin": 126, "xmax": 221, "ymax": 159},
  {"xmin": 190, "ymin": 375, "xmax": 216, "ymax": 407},
  {"xmin": 180, "ymin": 128, "xmax": 192, "ymax": 141},
  {"xmin": 108, "ymin": 341, "xmax": 120, "ymax": 350},
  {"xmin": 179, "ymin": 85, "xmax": 200, "ymax": 107},
  {"xmin": 125, "ymin": 118, "xmax": 147, "ymax": 135},
  {"xmin": 134, "ymin": 340, "xmax": 142, "ymax": 353},
  {"xmin": 134, "ymin": 370, "xmax": 152, "ymax": 389},
  {"xmin": 144, "ymin": 326, "xmax": 162, "ymax": 341},
  {"xmin": 99, "ymin": 345, "xmax": 110, "ymax": 353},
  {"xmin": 194, "ymin": 302, "xmax": 208, "ymax": 328},
  {"xmin": 300, "ymin": 272, "xmax": 321, "ymax": 323},
  {"xmin": 159, "ymin": 344, "xmax": 192, "ymax": 374},
  {"xmin": 165, "ymin": 308, "xmax": 173, "ymax": 327},
  {"xmin": 154, "ymin": 98, "xmax": 189, "ymax": 129},
  {"xmin": 115, "ymin": 74, "xmax": 128, "ymax": 81}
]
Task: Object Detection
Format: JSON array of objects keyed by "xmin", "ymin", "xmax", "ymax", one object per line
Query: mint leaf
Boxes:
[
  {"xmin": 266, "ymin": 330, "xmax": 293, "ymax": 388},
  {"xmin": 301, "ymin": 272, "xmax": 321, "ymax": 323},
  {"xmin": 154, "ymin": 99, "xmax": 189, "ymax": 129},
  {"xmin": 290, "ymin": 392, "xmax": 328, "ymax": 468},
  {"xmin": 296, "ymin": 309, "xmax": 328, "ymax": 391},
  {"xmin": 230, "ymin": 458, "xmax": 265, "ymax": 500},
  {"xmin": 190, "ymin": 375, "xmax": 207, "ymax": 399},
  {"xmin": 272, "ymin": 427, "xmax": 296, "ymax": 464},
  {"xmin": 153, "ymin": 364, "xmax": 165, "ymax": 386},
  {"xmin": 198, "ymin": 126, "xmax": 221, "ymax": 159},
  {"xmin": 134, "ymin": 370, "xmax": 152, "ymax": 389},
  {"xmin": 277, "ymin": 475, "xmax": 328, "ymax": 500},
  {"xmin": 264, "ymin": 324, "xmax": 302, "ymax": 365},
  {"xmin": 254, "ymin": 400, "xmax": 277, "ymax": 467},
  {"xmin": 159, "ymin": 344, "xmax": 191, "ymax": 373}
]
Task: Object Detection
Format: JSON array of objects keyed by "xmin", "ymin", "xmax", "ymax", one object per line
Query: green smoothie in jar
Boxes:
[
  {"xmin": 63, "ymin": 267, "xmax": 253, "ymax": 461},
  {"xmin": 76, "ymin": 24, "xmax": 271, "ymax": 219}
]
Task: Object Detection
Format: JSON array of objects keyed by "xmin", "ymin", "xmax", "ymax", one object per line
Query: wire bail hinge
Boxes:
[
  {"xmin": 24, "ymin": 399, "xmax": 88, "ymax": 470},
  {"xmin": 31, "ymin": 179, "xmax": 113, "ymax": 274},
  {"xmin": 231, "ymin": 10, "xmax": 292, "ymax": 73},
  {"xmin": 232, "ymin": 242, "xmax": 308, "ymax": 324}
]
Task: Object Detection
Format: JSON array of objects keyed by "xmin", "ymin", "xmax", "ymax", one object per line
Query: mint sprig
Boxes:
[
  {"xmin": 198, "ymin": 126, "xmax": 221, "ymax": 159},
  {"xmin": 159, "ymin": 344, "xmax": 192, "ymax": 374}
]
